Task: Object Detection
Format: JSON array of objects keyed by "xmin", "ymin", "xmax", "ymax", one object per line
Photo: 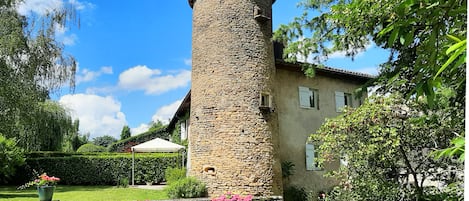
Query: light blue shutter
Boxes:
[
  {"xmin": 306, "ymin": 144, "xmax": 315, "ymax": 170},
  {"xmin": 335, "ymin": 91, "xmax": 345, "ymax": 112},
  {"xmin": 299, "ymin": 87, "xmax": 313, "ymax": 108}
]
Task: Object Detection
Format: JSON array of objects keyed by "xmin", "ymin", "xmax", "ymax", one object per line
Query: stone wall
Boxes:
[{"xmin": 189, "ymin": 0, "xmax": 282, "ymax": 196}]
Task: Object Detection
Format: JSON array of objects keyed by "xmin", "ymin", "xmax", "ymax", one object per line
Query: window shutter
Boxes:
[
  {"xmin": 299, "ymin": 87, "xmax": 313, "ymax": 108},
  {"xmin": 306, "ymin": 144, "xmax": 315, "ymax": 171},
  {"xmin": 180, "ymin": 121, "xmax": 187, "ymax": 140},
  {"xmin": 335, "ymin": 91, "xmax": 345, "ymax": 112}
]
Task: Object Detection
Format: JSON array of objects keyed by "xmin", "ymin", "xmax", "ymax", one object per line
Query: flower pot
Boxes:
[{"xmin": 37, "ymin": 186, "xmax": 55, "ymax": 201}]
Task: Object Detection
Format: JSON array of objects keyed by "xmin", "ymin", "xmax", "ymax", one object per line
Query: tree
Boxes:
[
  {"xmin": 76, "ymin": 143, "xmax": 107, "ymax": 153},
  {"xmin": 274, "ymin": 0, "xmax": 466, "ymax": 106},
  {"xmin": 310, "ymin": 94, "xmax": 463, "ymax": 200},
  {"xmin": 120, "ymin": 125, "xmax": 131, "ymax": 140},
  {"xmin": 0, "ymin": 0, "xmax": 78, "ymax": 150},
  {"xmin": 92, "ymin": 135, "xmax": 117, "ymax": 148},
  {"xmin": 275, "ymin": 1, "xmax": 466, "ymax": 195},
  {"xmin": 63, "ymin": 120, "xmax": 89, "ymax": 152},
  {"xmin": 0, "ymin": 134, "xmax": 25, "ymax": 180},
  {"xmin": 149, "ymin": 120, "xmax": 165, "ymax": 132}
]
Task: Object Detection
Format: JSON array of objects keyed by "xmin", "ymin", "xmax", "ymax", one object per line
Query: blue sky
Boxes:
[{"xmin": 17, "ymin": 0, "xmax": 389, "ymax": 140}]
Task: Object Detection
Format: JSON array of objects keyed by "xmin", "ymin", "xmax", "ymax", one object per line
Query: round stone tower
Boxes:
[{"xmin": 188, "ymin": 0, "xmax": 282, "ymax": 196}]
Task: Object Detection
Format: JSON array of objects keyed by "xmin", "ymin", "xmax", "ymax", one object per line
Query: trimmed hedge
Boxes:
[
  {"xmin": 76, "ymin": 143, "xmax": 107, "ymax": 152},
  {"xmin": 108, "ymin": 127, "xmax": 170, "ymax": 153},
  {"xmin": 12, "ymin": 153, "xmax": 181, "ymax": 185}
]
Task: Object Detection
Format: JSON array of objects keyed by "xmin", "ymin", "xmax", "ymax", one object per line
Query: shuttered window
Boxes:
[
  {"xmin": 306, "ymin": 143, "xmax": 321, "ymax": 171},
  {"xmin": 335, "ymin": 91, "xmax": 352, "ymax": 112},
  {"xmin": 299, "ymin": 86, "xmax": 318, "ymax": 109}
]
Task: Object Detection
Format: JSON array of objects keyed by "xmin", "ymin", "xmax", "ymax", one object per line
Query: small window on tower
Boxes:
[{"xmin": 260, "ymin": 93, "xmax": 271, "ymax": 108}]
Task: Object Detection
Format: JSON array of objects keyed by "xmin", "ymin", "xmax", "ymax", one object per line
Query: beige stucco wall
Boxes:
[{"xmin": 274, "ymin": 66, "xmax": 367, "ymax": 195}]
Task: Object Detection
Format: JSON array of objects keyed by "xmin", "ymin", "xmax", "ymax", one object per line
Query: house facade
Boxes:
[
  {"xmin": 169, "ymin": 59, "xmax": 372, "ymax": 196},
  {"xmin": 172, "ymin": 0, "xmax": 373, "ymax": 197}
]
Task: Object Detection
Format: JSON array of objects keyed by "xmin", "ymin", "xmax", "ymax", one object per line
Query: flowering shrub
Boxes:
[
  {"xmin": 212, "ymin": 192, "xmax": 253, "ymax": 201},
  {"xmin": 18, "ymin": 173, "xmax": 60, "ymax": 189}
]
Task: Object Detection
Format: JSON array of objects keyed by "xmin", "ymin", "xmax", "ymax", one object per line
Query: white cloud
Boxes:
[
  {"xmin": 76, "ymin": 66, "xmax": 113, "ymax": 84},
  {"xmin": 17, "ymin": 0, "xmax": 94, "ymax": 46},
  {"xmin": 328, "ymin": 43, "xmax": 373, "ymax": 59},
  {"xmin": 118, "ymin": 65, "xmax": 191, "ymax": 95},
  {"xmin": 131, "ymin": 124, "xmax": 151, "ymax": 136},
  {"xmin": 152, "ymin": 100, "xmax": 182, "ymax": 124},
  {"xmin": 184, "ymin": 58, "xmax": 192, "ymax": 66},
  {"xmin": 68, "ymin": 0, "xmax": 94, "ymax": 10},
  {"xmin": 59, "ymin": 94, "xmax": 127, "ymax": 139},
  {"xmin": 61, "ymin": 33, "xmax": 78, "ymax": 46},
  {"xmin": 17, "ymin": 0, "xmax": 93, "ymax": 16},
  {"xmin": 356, "ymin": 66, "xmax": 379, "ymax": 76},
  {"xmin": 17, "ymin": 0, "xmax": 64, "ymax": 16}
]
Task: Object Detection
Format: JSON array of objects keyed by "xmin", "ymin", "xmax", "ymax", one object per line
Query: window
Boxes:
[
  {"xmin": 180, "ymin": 119, "xmax": 189, "ymax": 141},
  {"xmin": 260, "ymin": 93, "xmax": 271, "ymax": 108},
  {"xmin": 306, "ymin": 143, "xmax": 321, "ymax": 171},
  {"xmin": 299, "ymin": 86, "xmax": 319, "ymax": 109},
  {"xmin": 335, "ymin": 91, "xmax": 352, "ymax": 112}
]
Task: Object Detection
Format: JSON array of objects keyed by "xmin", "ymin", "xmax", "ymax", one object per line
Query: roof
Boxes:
[
  {"xmin": 131, "ymin": 138, "xmax": 185, "ymax": 153},
  {"xmin": 168, "ymin": 62, "xmax": 373, "ymax": 130},
  {"xmin": 167, "ymin": 90, "xmax": 191, "ymax": 131},
  {"xmin": 275, "ymin": 59, "xmax": 375, "ymax": 83}
]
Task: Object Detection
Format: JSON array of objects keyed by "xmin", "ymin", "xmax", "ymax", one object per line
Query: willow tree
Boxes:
[{"xmin": 0, "ymin": 0, "xmax": 78, "ymax": 150}]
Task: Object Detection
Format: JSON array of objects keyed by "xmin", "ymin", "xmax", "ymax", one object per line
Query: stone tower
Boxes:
[{"xmin": 188, "ymin": 0, "xmax": 282, "ymax": 196}]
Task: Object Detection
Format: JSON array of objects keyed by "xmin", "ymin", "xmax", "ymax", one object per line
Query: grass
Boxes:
[{"xmin": 0, "ymin": 185, "xmax": 168, "ymax": 201}]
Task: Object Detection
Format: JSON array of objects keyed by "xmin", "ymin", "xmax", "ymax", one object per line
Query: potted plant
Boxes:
[{"xmin": 19, "ymin": 173, "xmax": 60, "ymax": 201}]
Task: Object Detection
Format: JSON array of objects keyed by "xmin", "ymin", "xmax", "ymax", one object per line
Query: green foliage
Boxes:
[
  {"xmin": 120, "ymin": 125, "xmax": 131, "ymax": 140},
  {"xmin": 283, "ymin": 186, "xmax": 308, "ymax": 201},
  {"xmin": 0, "ymin": 0, "xmax": 78, "ymax": 151},
  {"xmin": 76, "ymin": 144, "xmax": 107, "ymax": 153},
  {"xmin": 164, "ymin": 167, "xmax": 186, "ymax": 184},
  {"xmin": 9, "ymin": 153, "xmax": 180, "ymax": 185},
  {"xmin": 281, "ymin": 161, "xmax": 295, "ymax": 179},
  {"xmin": 33, "ymin": 101, "xmax": 74, "ymax": 151},
  {"xmin": 108, "ymin": 126, "xmax": 169, "ymax": 152},
  {"xmin": 92, "ymin": 135, "xmax": 117, "ymax": 147},
  {"xmin": 432, "ymin": 136, "xmax": 465, "ymax": 162},
  {"xmin": 117, "ymin": 177, "xmax": 129, "ymax": 188},
  {"xmin": 310, "ymin": 94, "xmax": 463, "ymax": 200},
  {"xmin": 275, "ymin": 0, "xmax": 466, "ymax": 107},
  {"xmin": 166, "ymin": 177, "xmax": 206, "ymax": 199},
  {"xmin": 0, "ymin": 134, "xmax": 25, "ymax": 179},
  {"xmin": 148, "ymin": 120, "xmax": 166, "ymax": 132}
]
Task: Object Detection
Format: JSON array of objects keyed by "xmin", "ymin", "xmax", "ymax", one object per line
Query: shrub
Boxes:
[
  {"xmin": 117, "ymin": 177, "xmax": 129, "ymax": 188},
  {"xmin": 283, "ymin": 185, "xmax": 308, "ymax": 201},
  {"xmin": 77, "ymin": 144, "xmax": 107, "ymax": 153},
  {"xmin": 166, "ymin": 177, "xmax": 206, "ymax": 198},
  {"xmin": 165, "ymin": 167, "xmax": 186, "ymax": 184},
  {"xmin": 10, "ymin": 152, "xmax": 180, "ymax": 185},
  {"xmin": 0, "ymin": 134, "xmax": 25, "ymax": 179}
]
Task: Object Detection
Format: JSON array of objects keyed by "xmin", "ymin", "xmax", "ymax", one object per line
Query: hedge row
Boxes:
[
  {"xmin": 12, "ymin": 153, "xmax": 181, "ymax": 185},
  {"xmin": 108, "ymin": 127, "xmax": 170, "ymax": 152}
]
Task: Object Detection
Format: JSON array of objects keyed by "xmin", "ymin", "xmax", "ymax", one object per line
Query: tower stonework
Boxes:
[{"xmin": 188, "ymin": 0, "xmax": 282, "ymax": 196}]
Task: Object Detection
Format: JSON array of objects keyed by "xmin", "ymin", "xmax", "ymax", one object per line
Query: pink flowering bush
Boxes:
[
  {"xmin": 18, "ymin": 173, "xmax": 60, "ymax": 189},
  {"xmin": 212, "ymin": 192, "xmax": 253, "ymax": 201}
]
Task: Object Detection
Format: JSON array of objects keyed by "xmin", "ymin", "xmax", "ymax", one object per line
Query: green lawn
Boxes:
[{"xmin": 0, "ymin": 185, "xmax": 168, "ymax": 201}]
